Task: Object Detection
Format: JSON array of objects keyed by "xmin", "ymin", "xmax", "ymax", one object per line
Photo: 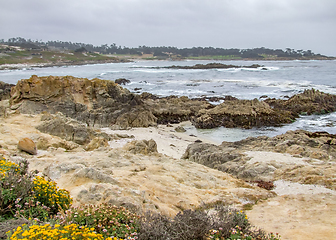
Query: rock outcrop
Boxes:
[
  {"xmin": 10, "ymin": 75, "xmax": 157, "ymax": 129},
  {"xmin": 265, "ymin": 88, "xmax": 336, "ymax": 115},
  {"xmin": 191, "ymin": 89, "xmax": 336, "ymax": 129},
  {"xmin": 8, "ymin": 76, "xmax": 336, "ymax": 130},
  {"xmin": 36, "ymin": 112, "xmax": 113, "ymax": 145},
  {"xmin": 183, "ymin": 130, "xmax": 336, "ymax": 189},
  {"xmin": 0, "ymin": 81, "xmax": 14, "ymax": 101},
  {"xmin": 123, "ymin": 139, "xmax": 158, "ymax": 155},
  {"xmin": 165, "ymin": 63, "xmax": 263, "ymax": 70},
  {"xmin": 115, "ymin": 78, "xmax": 131, "ymax": 85},
  {"xmin": 191, "ymin": 98, "xmax": 294, "ymax": 129},
  {"xmin": 142, "ymin": 94, "xmax": 212, "ymax": 124}
]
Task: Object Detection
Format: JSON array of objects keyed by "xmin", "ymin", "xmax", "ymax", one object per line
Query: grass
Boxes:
[{"xmin": 0, "ymin": 50, "xmax": 121, "ymax": 66}]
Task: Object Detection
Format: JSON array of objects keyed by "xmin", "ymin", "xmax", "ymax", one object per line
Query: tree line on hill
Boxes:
[{"xmin": 0, "ymin": 37, "xmax": 326, "ymax": 58}]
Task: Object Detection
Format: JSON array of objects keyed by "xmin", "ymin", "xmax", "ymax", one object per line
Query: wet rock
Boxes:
[
  {"xmin": 9, "ymin": 76, "xmax": 336, "ymax": 130},
  {"xmin": 265, "ymin": 88, "xmax": 336, "ymax": 116},
  {"xmin": 191, "ymin": 98, "xmax": 295, "ymax": 129},
  {"xmin": 165, "ymin": 63, "xmax": 263, "ymax": 69},
  {"xmin": 115, "ymin": 78, "xmax": 131, "ymax": 85},
  {"xmin": 17, "ymin": 137, "xmax": 37, "ymax": 155},
  {"xmin": 144, "ymin": 95, "xmax": 211, "ymax": 124},
  {"xmin": 175, "ymin": 126, "xmax": 186, "ymax": 132}
]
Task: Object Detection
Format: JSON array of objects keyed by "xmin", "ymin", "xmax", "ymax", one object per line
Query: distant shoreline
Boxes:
[{"xmin": 1, "ymin": 56, "xmax": 335, "ymax": 71}]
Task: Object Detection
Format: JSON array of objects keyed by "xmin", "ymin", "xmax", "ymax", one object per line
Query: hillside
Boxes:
[{"xmin": 0, "ymin": 38, "xmax": 335, "ymax": 70}]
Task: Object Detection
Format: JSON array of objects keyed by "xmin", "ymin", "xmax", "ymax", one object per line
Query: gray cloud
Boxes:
[{"xmin": 1, "ymin": 0, "xmax": 336, "ymax": 55}]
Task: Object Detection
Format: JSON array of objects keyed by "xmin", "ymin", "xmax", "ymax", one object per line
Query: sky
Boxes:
[{"xmin": 1, "ymin": 0, "xmax": 336, "ymax": 56}]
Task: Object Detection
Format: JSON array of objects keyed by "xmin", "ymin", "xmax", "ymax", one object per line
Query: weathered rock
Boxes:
[
  {"xmin": 73, "ymin": 167, "xmax": 117, "ymax": 184},
  {"xmin": 0, "ymin": 81, "xmax": 14, "ymax": 101},
  {"xmin": 124, "ymin": 139, "xmax": 158, "ymax": 155},
  {"xmin": 85, "ymin": 137, "xmax": 109, "ymax": 151},
  {"xmin": 115, "ymin": 78, "xmax": 131, "ymax": 85},
  {"xmin": 36, "ymin": 135, "xmax": 79, "ymax": 151},
  {"xmin": 143, "ymin": 95, "xmax": 211, "ymax": 124},
  {"xmin": 36, "ymin": 112, "xmax": 114, "ymax": 145},
  {"xmin": 36, "ymin": 113, "xmax": 92, "ymax": 145},
  {"xmin": 10, "ymin": 75, "xmax": 157, "ymax": 128},
  {"xmin": 175, "ymin": 126, "xmax": 186, "ymax": 132},
  {"xmin": 265, "ymin": 88, "xmax": 336, "ymax": 116},
  {"xmin": 0, "ymin": 100, "xmax": 9, "ymax": 118},
  {"xmin": 165, "ymin": 63, "xmax": 263, "ymax": 70},
  {"xmin": 183, "ymin": 130, "xmax": 336, "ymax": 189},
  {"xmin": 191, "ymin": 98, "xmax": 294, "ymax": 129},
  {"xmin": 17, "ymin": 137, "xmax": 37, "ymax": 155},
  {"xmin": 8, "ymin": 76, "xmax": 336, "ymax": 130}
]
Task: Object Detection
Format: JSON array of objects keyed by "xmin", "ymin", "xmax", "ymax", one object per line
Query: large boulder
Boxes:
[
  {"xmin": 10, "ymin": 75, "xmax": 157, "ymax": 129},
  {"xmin": 17, "ymin": 137, "xmax": 37, "ymax": 155}
]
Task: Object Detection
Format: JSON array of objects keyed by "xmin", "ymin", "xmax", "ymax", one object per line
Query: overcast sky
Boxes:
[{"xmin": 1, "ymin": 0, "xmax": 336, "ymax": 56}]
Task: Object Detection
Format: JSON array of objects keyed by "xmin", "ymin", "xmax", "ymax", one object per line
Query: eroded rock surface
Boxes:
[
  {"xmin": 8, "ymin": 76, "xmax": 336, "ymax": 130},
  {"xmin": 10, "ymin": 75, "xmax": 157, "ymax": 129},
  {"xmin": 0, "ymin": 81, "xmax": 14, "ymax": 101},
  {"xmin": 191, "ymin": 89, "xmax": 336, "ymax": 129},
  {"xmin": 183, "ymin": 130, "xmax": 336, "ymax": 189}
]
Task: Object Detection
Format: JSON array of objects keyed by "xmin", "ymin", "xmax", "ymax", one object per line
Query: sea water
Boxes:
[{"xmin": 1, "ymin": 60, "xmax": 335, "ymax": 143}]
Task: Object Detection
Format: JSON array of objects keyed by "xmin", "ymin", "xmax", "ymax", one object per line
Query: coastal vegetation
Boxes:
[
  {"xmin": 0, "ymin": 37, "xmax": 334, "ymax": 69},
  {"xmin": 1, "ymin": 157, "xmax": 280, "ymax": 240}
]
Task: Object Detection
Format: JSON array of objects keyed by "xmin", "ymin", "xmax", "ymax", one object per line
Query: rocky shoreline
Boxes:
[
  {"xmin": 1, "ymin": 76, "xmax": 336, "ymax": 239},
  {"xmin": 6, "ymin": 75, "xmax": 336, "ymax": 130}
]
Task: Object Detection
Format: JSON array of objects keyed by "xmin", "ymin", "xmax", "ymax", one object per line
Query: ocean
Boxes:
[{"xmin": 1, "ymin": 59, "xmax": 336, "ymax": 143}]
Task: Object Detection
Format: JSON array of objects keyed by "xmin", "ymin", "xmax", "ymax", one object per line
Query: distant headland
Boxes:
[{"xmin": 0, "ymin": 37, "xmax": 335, "ymax": 70}]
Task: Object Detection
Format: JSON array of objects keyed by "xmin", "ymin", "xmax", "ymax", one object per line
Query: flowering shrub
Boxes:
[
  {"xmin": 32, "ymin": 176, "xmax": 72, "ymax": 215},
  {"xmin": 6, "ymin": 223, "xmax": 106, "ymax": 240},
  {"xmin": 0, "ymin": 158, "xmax": 20, "ymax": 177},
  {"xmin": 55, "ymin": 203, "xmax": 139, "ymax": 239},
  {"xmin": 0, "ymin": 158, "xmax": 72, "ymax": 221},
  {"xmin": 0, "ymin": 159, "xmax": 35, "ymax": 220}
]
